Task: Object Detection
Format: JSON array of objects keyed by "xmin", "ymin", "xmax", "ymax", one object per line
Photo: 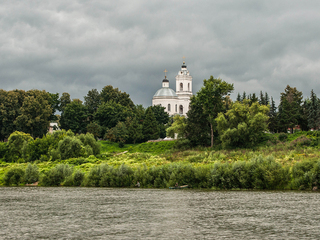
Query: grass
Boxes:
[{"xmin": 2, "ymin": 131, "xmax": 320, "ymax": 186}]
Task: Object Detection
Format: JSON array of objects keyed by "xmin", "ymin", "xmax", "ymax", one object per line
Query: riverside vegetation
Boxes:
[{"xmin": 1, "ymin": 130, "xmax": 320, "ymax": 190}]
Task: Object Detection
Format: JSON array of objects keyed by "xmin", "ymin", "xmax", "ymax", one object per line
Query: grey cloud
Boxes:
[{"xmin": 1, "ymin": 1, "xmax": 320, "ymax": 108}]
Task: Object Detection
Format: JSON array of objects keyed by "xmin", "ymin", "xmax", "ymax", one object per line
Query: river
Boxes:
[{"xmin": 0, "ymin": 187, "xmax": 319, "ymax": 239}]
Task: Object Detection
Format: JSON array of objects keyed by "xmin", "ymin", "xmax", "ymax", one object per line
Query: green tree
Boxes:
[
  {"xmin": 60, "ymin": 100, "xmax": 88, "ymax": 134},
  {"xmin": 14, "ymin": 90, "xmax": 52, "ymax": 138},
  {"xmin": 278, "ymin": 85, "xmax": 303, "ymax": 133},
  {"xmin": 186, "ymin": 95, "xmax": 211, "ymax": 146},
  {"xmin": 307, "ymin": 89, "xmax": 319, "ymax": 130},
  {"xmin": 48, "ymin": 93, "xmax": 60, "ymax": 122},
  {"xmin": 105, "ymin": 121, "xmax": 128, "ymax": 143},
  {"xmin": 216, "ymin": 100, "xmax": 269, "ymax": 148},
  {"xmin": 166, "ymin": 115, "xmax": 187, "ymax": 139},
  {"xmin": 7, "ymin": 131, "xmax": 33, "ymax": 161},
  {"xmin": 125, "ymin": 117, "xmax": 143, "ymax": 144},
  {"xmin": 59, "ymin": 92, "xmax": 71, "ymax": 112},
  {"xmin": 100, "ymin": 85, "xmax": 134, "ymax": 109},
  {"xmin": 94, "ymin": 101, "xmax": 131, "ymax": 135},
  {"xmin": 149, "ymin": 105, "xmax": 169, "ymax": 138},
  {"xmin": 268, "ymin": 97, "xmax": 278, "ymax": 133},
  {"xmin": 86, "ymin": 122, "xmax": 102, "ymax": 139},
  {"xmin": 196, "ymin": 76, "xmax": 234, "ymax": 147},
  {"xmin": 84, "ymin": 89, "xmax": 101, "ymax": 121},
  {"xmin": 24, "ymin": 163, "xmax": 39, "ymax": 183},
  {"xmin": 142, "ymin": 107, "xmax": 159, "ymax": 141}
]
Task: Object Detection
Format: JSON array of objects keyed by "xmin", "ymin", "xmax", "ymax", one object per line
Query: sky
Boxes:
[{"xmin": 1, "ymin": 0, "xmax": 320, "ymax": 107}]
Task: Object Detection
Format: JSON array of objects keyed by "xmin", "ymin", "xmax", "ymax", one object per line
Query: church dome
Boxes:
[{"xmin": 153, "ymin": 87, "xmax": 178, "ymax": 98}]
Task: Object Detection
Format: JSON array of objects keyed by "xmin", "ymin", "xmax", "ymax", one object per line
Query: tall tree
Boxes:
[
  {"xmin": 236, "ymin": 93, "xmax": 241, "ymax": 102},
  {"xmin": 186, "ymin": 96, "xmax": 211, "ymax": 146},
  {"xmin": 196, "ymin": 76, "xmax": 234, "ymax": 147},
  {"xmin": 84, "ymin": 89, "xmax": 101, "ymax": 121},
  {"xmin": 60, "ymin": 100, "xmax": 88, "ymax": 134},
  {"xmin": 149, "ymin": 105, "xmax": 169, "ymax": 138},
  {"xmin": 307, "ymin": 89, "xmax": 319, "ymax": 130},
  {"xmin": 278, "ymin": 85, "xmax": 303, "ymax": 133},
  {"xmin": 142, "ymin": 107, "xmax": 159, "ymax": 141},
  {"xmin": 48, "ymin": 93, "xmax": 60, "ymax": 122},
  {"xmin": 59, "ymin": 92, "xmax": 71, "ymax": 112},
  {"xmin": 14, "ymin": 90, "xmax": 52, "ymax": 138},
  {"xmin": 268, "ymin": 97, "xmax": 278, "ymax": 133},
  {"xmin": 100, "ymin": 85, "xmax": 134, "ymax": 109}
]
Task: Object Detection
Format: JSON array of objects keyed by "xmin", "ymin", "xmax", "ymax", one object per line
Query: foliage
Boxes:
[
  {"xmin": 166, "ymin": 115, "xmax": 187, "ymax": 139},
  {"xmin": 142, "ymin": 107, "xmax": 160, "ymax": 141},
  {"xmin": 105, "ymin": 122, "xmax": 128, "ymax": 143},
  {"xmin": 24, "ymin": 163, "xmax": 39, "ymax": 183},
  {"xmin": 7, "ymin": 131, "xmax": 33, "ymax": 162},
  {"xmin": 4, "ymin": 167, "xmax": 25, "ymax": 186},
  {"xmin": 84, "ymin": 89, "xmax": 101, "ymax": 121},
  {"xmin": 60, "ymin": 100, "xmax": 88, "ymax": 134},
  {"xmin": 86, "ymin": 122, "xmax": 102, "ymax": 139},
  {"xmin": 41, "ymin": 164, "xmax": 73, "ymax": 186},
  {"xmin": 100, "ymin": 85, "xmax": 134, "ymax": 109},
  {"xmin": 216, "ymin": 100, "xmax": 269, "ymax": 148}
]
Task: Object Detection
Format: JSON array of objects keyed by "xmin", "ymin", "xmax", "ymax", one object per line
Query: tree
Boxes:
[
  {"xmin": 149, "ymin": 105, "xmax": 169, "ymax": 138},
  {"xmin": 94, "ymin": 101, "xmax": 131, "ymax": 136},
  {"xmin": 7, "ymin": 131, "xmax": 33, "ymax": 161},
  {"xmin": 100, "ymin": 85, "xmax": 134, "ymax": 109},
  {"xmin": 48, "ymin": 93, "xmax": 60, "ymax": 122},
  {"xmin": 196, "ymin": 76, "xmax": 234, "ymax": 147},
  {"xmin": 278, "ymin": 85, "xmax": 303, "ymax": 133},
  {"xmin": 84, "ymin": 89, "xmax": 101, "ymax": 121},
  {"xmin": 86, "ymin": 122, "xmax": 102, "ymax": 139},
  {"xmin": 59, "ymin": 92, "xmax": 71, "ymax": 112},
  {"xmin": 307, "ymin": 89, "xmax": 319, "ymax": 130},
  {"xmin": 142, "ymin": 107, "xmax": 159, "ymax": 141},
  {"xmin": 14, "ymin": 90, "xmax": 52, "ymax": 138},
  {"xmin": 166, "ymin": 115, "xmax": 187, "ymax": 139},
  {"xmin": 236, "ymin": 93, "xmax": 241, "ymax": 102},
  {"xmin": 125, "ymin": 117, "xmax": 143, "ymax": 144},
  {"xmin": 60, "ymin": 100, "xmax": 88, "ymax": 134},
  {"xmin": 186, "ymin": 96, "xmax": 211, "ymax": 146},
  {"xmin": 216, "ymin": 100, "xmax": 269, "ymax": 148},
  {"xmin": 105, "ymin": 122, "xmax": 128, "ymax": 143},
  {"xmin": 268, "ymin": 97, "xmax": 278, "ymax": 133}
]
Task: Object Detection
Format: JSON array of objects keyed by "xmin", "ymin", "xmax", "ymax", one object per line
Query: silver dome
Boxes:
[{"xmin": 153, "ymin": 87, "xmax": 178, "ymax": 98}]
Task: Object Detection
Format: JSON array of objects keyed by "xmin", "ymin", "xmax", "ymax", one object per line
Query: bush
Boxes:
[
  {"xmin": 278, "ymin": 133, "xmax": 288, "ymax": 142},
  {"xmin": 40, "ymin": 164, "xmax": 73, "ymax": 186},
  {"xmin": 58, "ymin": 136, "xmax": 84, "ymax": 159},
  {"xmin": 4, "ymin": 167, "xmax": 25, "ymax": 186},
  {"xmin": 24, "ymin": 163, "xmax": 39, "ymax": 184},
  {"xmin": 73, "ymin": 170, "xmax": 85, "ymax": 186}
]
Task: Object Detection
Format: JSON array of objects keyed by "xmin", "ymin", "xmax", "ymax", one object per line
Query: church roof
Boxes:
[{"xmin": 153, "ymin": 87, "xmax": 178, "ymax": 98}]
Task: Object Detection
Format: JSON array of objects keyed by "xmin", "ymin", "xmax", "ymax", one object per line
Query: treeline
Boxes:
[
  {"xmin": 0, "ymin": 130, "xmax": 100, "ymax": 162},
  {"xmin": 3, "ymin": 156, "xmax": 320, "ymax": 190},
  {"xmin": 171, "ymin": 77, "xmax": 320, "ymax": 148},
  {"xmin": 0, "ymin": 86, "xmax": 169, "ymax": 144}
]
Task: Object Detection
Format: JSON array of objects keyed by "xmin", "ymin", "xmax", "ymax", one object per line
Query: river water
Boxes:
[{"xmin": 0, "ymin": 188, "xmax": 319, "ymax": 239}]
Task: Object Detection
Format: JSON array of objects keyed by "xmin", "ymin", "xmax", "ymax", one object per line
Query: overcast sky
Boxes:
[{"xmin": 1, "ymin": 0, "xmax": 320, "ymax": 107}]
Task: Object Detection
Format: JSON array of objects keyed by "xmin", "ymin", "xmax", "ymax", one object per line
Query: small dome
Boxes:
[
  {"xmin": 162, "ymin": 78, "xmax": 169, "ymax": 82},
  {"xmin": 153, "ymin": 87, "xmax": 178, "ymax": 98}
]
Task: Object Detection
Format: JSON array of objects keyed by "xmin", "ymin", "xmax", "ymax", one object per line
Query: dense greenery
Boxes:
[{"xmin": 1, "ymin": 131, "xmax": 320, "ymax": 190}]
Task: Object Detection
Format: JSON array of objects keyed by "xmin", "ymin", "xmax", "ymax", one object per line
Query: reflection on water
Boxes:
[{"xmin": 0, "ymin": 187, "xmax": 319, "ymax": 239}]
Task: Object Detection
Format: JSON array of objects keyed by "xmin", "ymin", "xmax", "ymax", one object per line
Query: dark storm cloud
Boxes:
[{"xmin": 1, "ymin": 0, "xmax": 320, "ymax": 107}]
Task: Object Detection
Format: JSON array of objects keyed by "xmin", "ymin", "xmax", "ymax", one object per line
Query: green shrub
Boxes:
[
  {"xmin": 4, "ymin": 167, "xmax": 25, "ymax": 186},
  {"xmin": 40, "ymin": 164, "xmax": 73, "ymax": 186},
  {"xmin": 24, "ymin": 163, "xmax": 39, "ymax": 184},
  {"xmin": 278, "ymin": 133, "xmax": 288, "ymax": 142},
  {"xmin": 58, "ymin": 136, "xmax": 84, "ymax": 159},
  {"xmin": 73, "ymin": 170, "xmax": 85, "ymax": 186}
]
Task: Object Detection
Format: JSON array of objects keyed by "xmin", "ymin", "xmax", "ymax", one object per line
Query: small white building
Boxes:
[{"xmin": 152, "ymin": 61, "xmax": 193, "ymax": 116}]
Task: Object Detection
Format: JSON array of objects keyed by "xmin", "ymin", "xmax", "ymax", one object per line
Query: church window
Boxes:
[
  {"xmin": 175, "ymin": 104, "xmax": 177, "ymax": 112},
  {"xmin": 180, "ymin": 83, "xmax": 183, "ymax": 91},
  {"xmin": 179, "ymin": 105, "xmax": 183, "ymax": 114},
  {"xmin": 168, "ymin": 104, "xmax": 171, "ymax": 112},
  {"xmin": 188, "ymin": 83, "xmax": 190, "ymax": 91}
]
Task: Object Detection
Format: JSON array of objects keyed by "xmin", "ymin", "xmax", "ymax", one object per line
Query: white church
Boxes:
[{"xmin": 152, "ymin": 60, "xmax": 193, "ymax": 117}]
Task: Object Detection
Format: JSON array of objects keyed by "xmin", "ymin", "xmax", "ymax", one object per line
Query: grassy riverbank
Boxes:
[{"xmin": 1, "ymin": 131, "xmax": 320, "ymax": 190}]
